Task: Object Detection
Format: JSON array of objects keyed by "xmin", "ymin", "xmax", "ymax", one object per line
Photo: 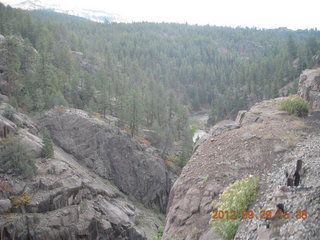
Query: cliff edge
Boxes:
[{"xmin": 163, "ymin": 69, "xmax": 320, "ymax": 240}]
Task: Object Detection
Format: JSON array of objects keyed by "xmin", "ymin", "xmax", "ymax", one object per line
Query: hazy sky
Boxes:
[{"xmin": 3, "ymin": 0, "xmax": 320, "ymax": 30}]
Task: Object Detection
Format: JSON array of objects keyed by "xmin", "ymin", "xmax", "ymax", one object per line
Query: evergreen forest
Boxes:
[{"xmin": 1, "ymin": 2, "xmax": 320, "ymax": 154}]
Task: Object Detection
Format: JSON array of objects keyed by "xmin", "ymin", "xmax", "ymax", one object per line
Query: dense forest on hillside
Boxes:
[{"xmin": 1, "ymin": 2, "xmax": 320, "ymax": 155}]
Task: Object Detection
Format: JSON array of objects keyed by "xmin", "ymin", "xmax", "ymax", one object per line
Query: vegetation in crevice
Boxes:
[
  {"xmin": 210, "ymin": 176, "xmax": 258, "ymax": 240},
  {"xmin": 148, "ymin": 226, "xmax": 164, "ymax": 240},
  {"xmin": 279, "ymin": 96, "xmax": 309, "ymax": 117}
]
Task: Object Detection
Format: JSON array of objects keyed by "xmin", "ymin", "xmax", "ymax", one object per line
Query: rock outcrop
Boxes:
[
  {"xmin": 0, "ymin": 103, "xmax": 165, "ymax": 240},
  {"xmin": 163, "ymin": 98, "xmax": 312, "ymax": 240},
  {"xmin": 38, "ymin": 108, "xmax": 175, "ymax": 213},
  {"xmin": 71, "ymin": 51, "xmax": 99, "ymax": 72},
  {"xmin": 298, "ymin": 68, "xmax": 320, "ymax": 110}
]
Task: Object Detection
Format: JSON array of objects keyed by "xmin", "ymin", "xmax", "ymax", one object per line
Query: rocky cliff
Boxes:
[
  {"xmin": 163, "ymin": 69, "xmax": 320, "ymax": 240},
  {"xmin": 37, "ymin": 108, "xmax": 175, "ymax": 213},
  {"xmin": 0, "ymin": 102, "xmax": 173, "ymax": 239}
]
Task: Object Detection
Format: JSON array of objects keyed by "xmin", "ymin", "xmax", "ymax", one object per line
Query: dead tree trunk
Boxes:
[{"xmin": 286, "ymin": 159, "xmax": 303, "ymax": 187}]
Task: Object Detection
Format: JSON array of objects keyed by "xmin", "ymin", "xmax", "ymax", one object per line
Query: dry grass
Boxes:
[
  {"xmin": 0, "ymin": 181, "xmax": 12, "ymax": 192},
  {"xmin": 166, "ymin": 155, "xmax": 180, "ymax": 162},
  {"xmin": 54, "ymin": 105, "xmax": 67, "ymax": 113},
  {"xmin": 135, "ymin": 136, "xmax": 151, "ymax": 146},
  {"xmin": 122, "ymin": 125, "xmax": 131, "ymax": 133},
  {"xmin": 10, "ymin": 194, "xmax": 31, "ymax": 208},
  {"xmin": 94, "ymin": 112, "xmax": 101, "ymax": 118},
  {"xmin": 282, "ymin": 132, "xmax": 301, "ymax": 147},
  {"xmin": 293, "ymin": 120, "xmax": 310, "ymax": 130},
  {"xmin": 164, "ymin": 159, "xmax": 175, "ymax": 169}
]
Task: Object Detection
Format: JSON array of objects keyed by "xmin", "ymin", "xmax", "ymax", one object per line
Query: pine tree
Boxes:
[
  {"xmin": 287, "ymin": 35, "xmax": 297, "ymax": 60},
  {"xmin": 0, "ymin": 137, "xmax": 36, "ymax": 177},
  {"xmin": 41, "ymin": 129, "xmax": 54, "ymax": 158},
  {"xmin": 125, "ymin": 89, "xmax": 142, "ymax": 137}
]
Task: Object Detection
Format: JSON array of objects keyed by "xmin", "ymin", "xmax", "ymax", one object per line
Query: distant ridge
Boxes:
[{"xmin": 3, "ymin": 0, "xmax": 126, "ymax": 23}]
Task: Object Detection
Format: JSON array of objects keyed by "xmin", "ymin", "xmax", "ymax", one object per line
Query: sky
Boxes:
[{"xmin": 3, "ymin": 0, "xmax": 320, "ymax": 30}]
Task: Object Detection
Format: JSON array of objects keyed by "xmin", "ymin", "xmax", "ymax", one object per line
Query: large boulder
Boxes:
[
  {"xmin": 38, "ymin": 108, "xmax": 175, "ymax": 212},
  {"xmin": 0, "ymin": 199, "xmax": 11, "ymax": 214},
  {"xmin": 298, "ymin": 69, "xmax": 320, "ymax": 110}
]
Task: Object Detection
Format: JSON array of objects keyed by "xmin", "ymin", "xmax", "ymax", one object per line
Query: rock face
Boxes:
[
  {"xmin": 0, "ymin": 104, "xmax": 165, "ymax": 240},
  {"xmin": 38, "ymin": 108, "xmax": 174, "ymax": 213},
  {"xmin": 163, "ymin": 98, "xmax": 311, "ymax": 240},
  {"xmin": 298, "ymin": 69, "xmax": 320, "ymax": 110},
  {"xmin": 0, "ymin": 146, "xmax": 163, "ymax": 239}
]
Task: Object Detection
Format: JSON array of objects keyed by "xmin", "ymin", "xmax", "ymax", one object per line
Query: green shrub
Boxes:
[
  {"xmin": 280, "ymin": 96, "xmax": 309, "ymax": 117},
  {"xmin": 0, "ymin": 137, "xmax": 36, "ymax": 178},
  {"xmin": 189, "ymin": 125, "xmax": 197, "ymax": 135},
  {"xmin": 3, "ymin": 104, "xmax": 16, "ymax": 121},
  {"xmin": 210, "ymin": 176, "xmax": 258, "ymax": 240},
  {"xmin": 148, "ymin": 226, "xmax": 164, "ymax": 240}
]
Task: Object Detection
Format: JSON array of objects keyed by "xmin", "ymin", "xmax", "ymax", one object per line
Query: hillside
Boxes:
[
  {"xmin": 1, "ymin": 2, "xmax": 320, "ymax": 129},
  {"xmin": 0, "ymin": 100, "xmax": 174, "ymax": 239},
  {"xmin": 163, "ymin": 70, "xmax": 320, "ymax": 239}
]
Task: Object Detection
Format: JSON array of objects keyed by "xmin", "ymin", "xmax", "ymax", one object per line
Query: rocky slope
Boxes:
[
  {"xmin": 163, "ymin": 69, "xmax": 320, "ymax": 240},
  {"xmin": 235, "ymin": 69, "xmax": 320, "ymax": 240},
  {"xmin": 0, "ymin": 101, "xmax": 173, "ymax": 239},
  {"xmin": 235, "ymin": 111, "xmax": 320, "ymax": 239}
]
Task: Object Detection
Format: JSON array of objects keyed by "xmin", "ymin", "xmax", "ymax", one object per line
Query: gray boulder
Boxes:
[
  {"xmin": 0, "ymin": 93, "xmax": 8, "ymax": 103},
  {"xmin": 19, "ymin": 129, "xmax": 43, "ymax": 158},
  {"xmin": 0, "ymin": 199, "xmax": 12, "ymax": 213}
]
